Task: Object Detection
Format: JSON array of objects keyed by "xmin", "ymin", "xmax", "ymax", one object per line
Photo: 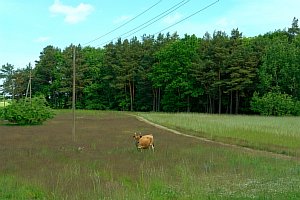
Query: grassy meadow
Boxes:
[
  {"xmin": 0, "ymin": 110, "xmax": 300, "ymax": 199},
  {"xmin": 137, "ymin": 112, "xmax": 300, "ymax": 157},
  {"xmin": 0, "ymin": 100, "xmax": 10, "ymax": 107}
]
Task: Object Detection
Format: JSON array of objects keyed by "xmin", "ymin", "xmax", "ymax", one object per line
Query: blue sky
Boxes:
[{"xmin": 1, "ymin": 0, "xmax": 299, "ymax": 70}]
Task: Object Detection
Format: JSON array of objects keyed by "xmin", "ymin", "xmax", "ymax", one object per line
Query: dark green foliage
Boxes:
[
  {"xmin": 1, "ymin": 18, "xmax": 299, "ymax": 115},
  {"xmin": 251, "ymin": 92, "xmax": 300, "ymax": 116},
  {"xmin": 0, "ymin": 108, "xmax": 3, "ymax": 119},
  {"xmin": 259, "ymin": 35, "xmax": 300, "ymax": 99},
  {"xmin": 151, "ymin": 35, "xmax": 199, "ymax": 112},
  {"xmin": 1, "ymin": 96, "xmax": 54, "ymax": 125}
]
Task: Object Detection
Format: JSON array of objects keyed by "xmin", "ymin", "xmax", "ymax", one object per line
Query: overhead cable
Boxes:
[
  {"xmin": 97, "ymin": 0, "xmax": 190, "ymax": 47},
  {"xmin": 154, "ymin": 0, "xmax": 220, "ymax": 35},
  {"xmin": 83, "ymin": 0, "xmax": 163, "ymax": 46}
]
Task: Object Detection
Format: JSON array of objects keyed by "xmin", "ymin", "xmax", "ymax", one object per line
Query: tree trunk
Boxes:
[
  {"xmin": 129, "ymin": 80, "xmax": 134, "ymax": 111},
  {"xmin": 187, "ymin": 95, "xmax": 190, "ymax": 112},
  {"xmin": 208, "ymin": 94, "xmax": 212, "ymax": 113},
  {"xmin": 235, "ymin": 90, "xmax": 239, "ymax": 114},
  {"xmin": 230, "ymin": 91, "xmax": 233, "ymax": 114},
  {"xmin": 212, "ymin": 99, "xmax": 215, "ymax": 114},
  {"xmin": 158, "ymin": 87, "xmax": 161, "ymax": 112},
  {"xmin": 152, "ymin": 88, "xmax": 156, "ymax": 111},
  {"xmin": 124, "ymin": 84, "xmax": 127, "ymax": 111},
  {"xmin": 218, "ymin": 69, "xmax": 222, "ymax": 114},
  {"xmin": 218, "ymin": 87, "xmax": 221, "ymax": 114},
  {"xmin": 177, "ymin": 88, "xmax": 180, "ymax": 112},
  {"xmin": 132, "ymin": 79, "xmax": 135, "ymax": 111}
]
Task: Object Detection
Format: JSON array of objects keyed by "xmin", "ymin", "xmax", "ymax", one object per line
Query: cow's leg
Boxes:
[
  {"xmin": 151, "ymin": 144, "xmax": 154, "ymax": 152},
  {"xmin": 137, "ymin": 146, "xmax": 142, "ymax": 152}
]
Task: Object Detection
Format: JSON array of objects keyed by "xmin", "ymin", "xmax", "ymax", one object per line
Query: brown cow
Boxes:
[{"xmin": 133, "ymin": 132, "xmax": 154, "ymax": 152}]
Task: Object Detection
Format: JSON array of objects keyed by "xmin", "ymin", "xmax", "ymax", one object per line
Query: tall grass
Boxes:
[
  {"xmin": 0, "ymin": 175, "xmax": 47, "ymax": 199},
  {"xmin": 0, "ymin": 101, "xmax": 10, "ymax": 107},
  {"xmin": 137, "ymin": 112, "xmax": 300, "ymax": 156},
  {"xmin": 1, "ymin": 111, "xmax": 300, "ymax": 199}
]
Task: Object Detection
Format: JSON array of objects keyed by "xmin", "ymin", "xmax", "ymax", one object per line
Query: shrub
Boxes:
[
  {"xmin": 251, "ymin": 92, "xmax": 300, "ymax": 116},
  {"xmin": 1, "ymin": 95, "xmax": 55, "ymax": 125},
  {"xmin": 0, "ymin": 107, "xmax": 3, "ymax": 119}
]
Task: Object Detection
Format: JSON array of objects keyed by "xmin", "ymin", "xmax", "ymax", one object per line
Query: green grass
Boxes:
[
  {"xmin": 1, "ymin": 111, "xmax": 300, "ymax": 199},
  {"xmin": 137, "ymin": 112, "xmax": 300, "ymax": 156},
  {"xmin": 2, "ymin": 149, "xmax": 300, "ymax": 199},
  {"xmin": 0, "ymin": 175, "xmax": 47, "ymax": 199},
  {"xmin": 0, "ymin": 101, "xmax": 10, "ymax": 107}
]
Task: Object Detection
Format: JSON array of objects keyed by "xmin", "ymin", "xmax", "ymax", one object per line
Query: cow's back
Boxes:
[
  {"xmin": 142, "ymin": 134, "xmax": 154, "ymax": 144},
  {"xmin": 138, "ymin": 137, "xmax": 151, "ymax": 149}
]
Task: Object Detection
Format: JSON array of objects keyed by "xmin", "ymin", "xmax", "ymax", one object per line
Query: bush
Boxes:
[
  {"xmin": 251, "ymin": 92, "xmax": 300, "ymax": 116},
  {"xmin": 1, "ymin": 96, "xmax": 55, "ymax": 125},
  {"xmin": 0, "ymin": 107, "xmax": 3, "ymax": 119}
]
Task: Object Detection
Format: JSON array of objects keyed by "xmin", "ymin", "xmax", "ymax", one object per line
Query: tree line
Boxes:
[{"xmin": 1, "ymin": 18, "xmax": 300, "ymax": 115}]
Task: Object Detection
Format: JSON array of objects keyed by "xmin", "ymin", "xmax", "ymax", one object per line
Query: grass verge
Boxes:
[{"xmin": 137, "ymin": 112, "xmax": 300, "ymax": 156}]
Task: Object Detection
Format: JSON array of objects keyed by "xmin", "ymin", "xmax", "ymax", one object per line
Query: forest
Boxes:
[{"xmin": 1, "ymin": 18, "xmax": 300, "ymax": 115}]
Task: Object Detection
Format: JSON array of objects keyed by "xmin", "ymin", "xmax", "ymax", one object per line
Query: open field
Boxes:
[
  {"xmin": 138, "ymin": 112, "xmax": 300, "ymax": 157},
  {"xmin": 0, "ymin": 100, "xmax": 11, "ymax": 107},
  {"xmin": 1, "ymin": 110, "xmax": 300, "ymax": 199},
  {"xmin": 0, "ymin": 102, "xmax": 9, "ymax": 107}
]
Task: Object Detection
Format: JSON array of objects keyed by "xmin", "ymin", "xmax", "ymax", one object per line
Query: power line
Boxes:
[
  {"xmin": 97, "ymin": 0, "xmax": 190, "ymax": 47},
  {"xmin": 83, "ymin": 0, "xmax": 162, "ymax": 46},
  {"xmin": 154, "ymin": 0, "xmax": 220, "ymax": 35},
  {"xmin": 123, "ymin": 0, "xmax": 190, "ymax": 40}
]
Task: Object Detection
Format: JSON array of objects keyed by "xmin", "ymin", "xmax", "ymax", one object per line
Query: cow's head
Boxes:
[
  {"xmin": 133, "ymin": 132, "xmax": 142, "ymax": 139},
  {"xmin": 133, "ymin": 132, "xmax": 142, "ymax": 147}
]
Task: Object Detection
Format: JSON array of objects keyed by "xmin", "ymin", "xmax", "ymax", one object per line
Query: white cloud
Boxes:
[
  {"xmin": 34, "ymin": 36, "xmax": 50, "ymax": 43},
  {"xmin": 113, "ymin": 15, "xmax": 132, "ymax": 24},
  {"xmin": 162, "ymin": 13, "xmax": 183, "ymax": 25},
  {"xmin": 49, "ymin": 0, "xmax": 94, "ymax": 24}
]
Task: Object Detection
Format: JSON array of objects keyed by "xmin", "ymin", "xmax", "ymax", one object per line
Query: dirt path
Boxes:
[{"xmin": 133, "ymin": 114, "xmax": 299, "ymax": 161}]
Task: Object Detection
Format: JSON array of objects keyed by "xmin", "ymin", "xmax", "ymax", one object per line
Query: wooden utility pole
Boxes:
[
  {"xmin": 0, "ymin": 88, "xmax": 5, "ymax": 107},
  {"xmin": 72, "ymin": 46, "xmax": 76, "ymax": 142},
  {"xmin": 29, "ymin": 69, "xmax": 31, "ymax": 101},
  {"xmin": 25, "ymin": 63, "xmax": 32, "ymax": 103}
]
